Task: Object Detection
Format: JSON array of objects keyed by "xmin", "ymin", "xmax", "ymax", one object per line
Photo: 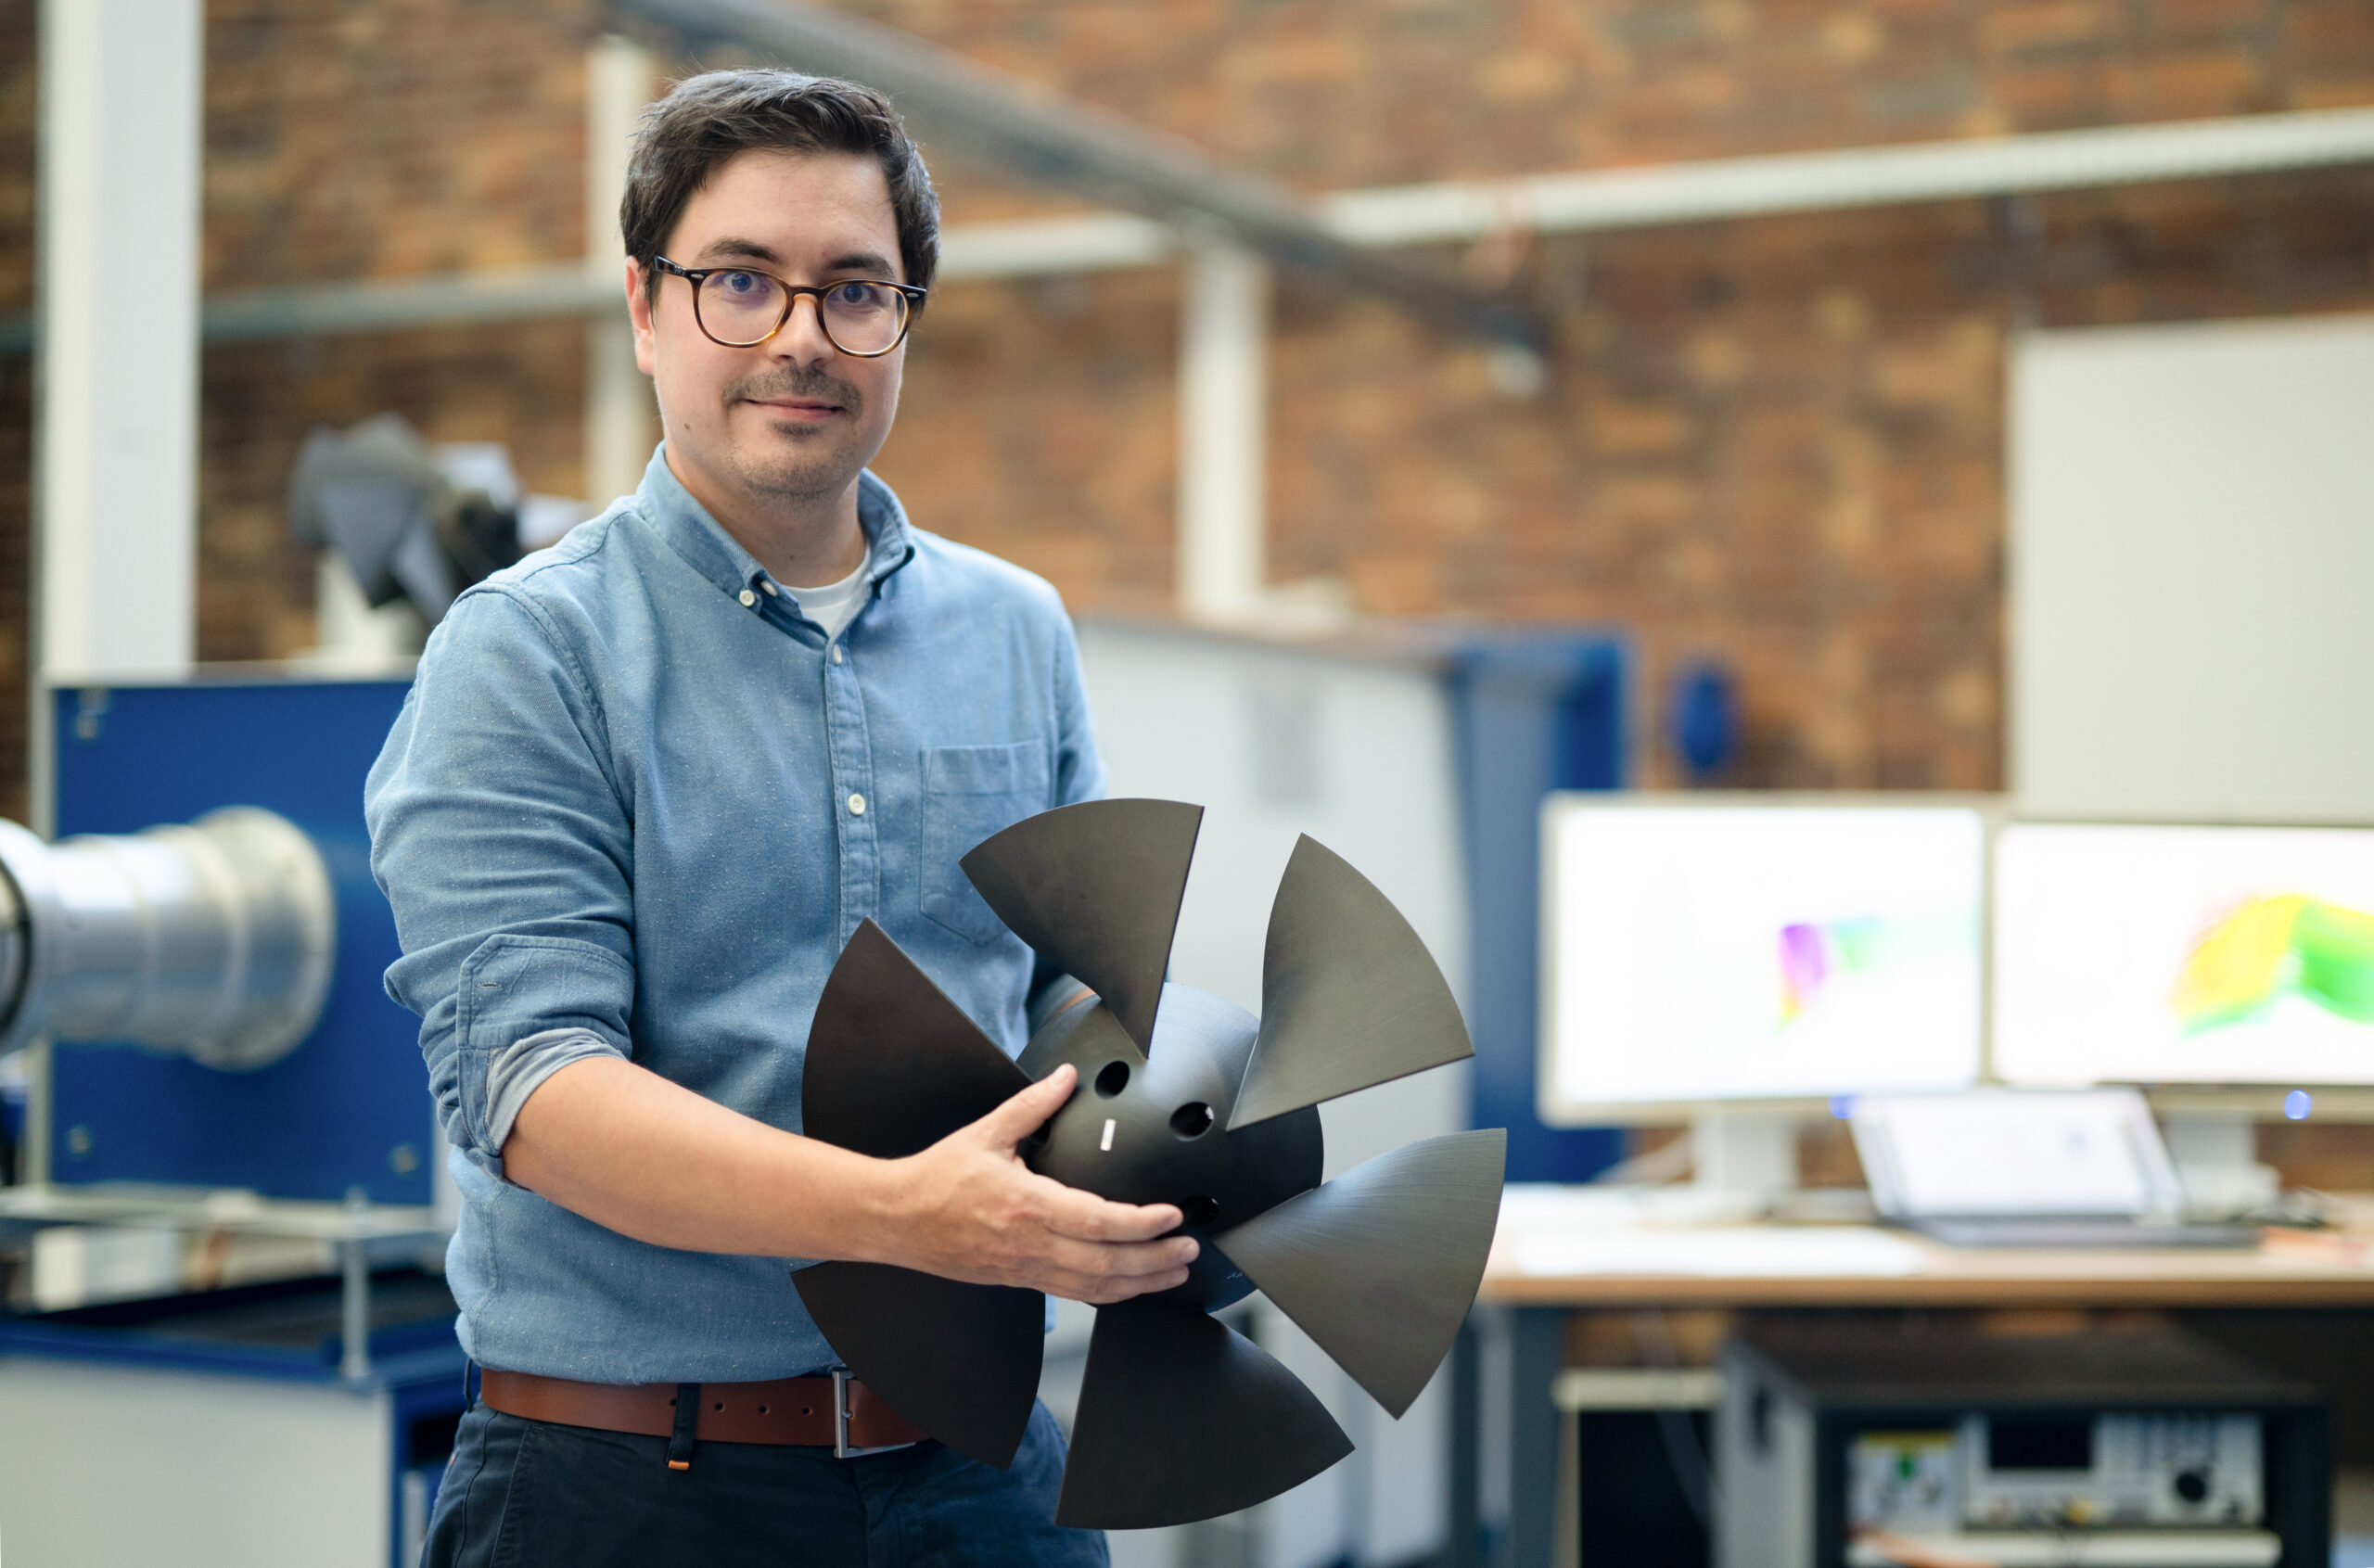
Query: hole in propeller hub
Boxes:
[{"xmin": 1010, "ymin": 985, "xmax": 1328, "ymax": 1315}]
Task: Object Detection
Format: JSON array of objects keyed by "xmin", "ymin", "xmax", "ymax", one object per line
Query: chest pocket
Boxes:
[{"xmin": 920, "ymin": 741, "xmax": 1053, "ymax": 944}]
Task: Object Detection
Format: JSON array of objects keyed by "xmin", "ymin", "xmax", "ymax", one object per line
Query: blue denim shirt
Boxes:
[{"xmin": 365, "ymin": 449, "xmax": 1105, "ymax": 1383}]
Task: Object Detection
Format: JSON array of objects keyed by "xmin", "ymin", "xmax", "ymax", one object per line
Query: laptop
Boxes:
[{"xmin": 1849, "ymin": 1089, "xmax": 2258, "ymax": 1249}]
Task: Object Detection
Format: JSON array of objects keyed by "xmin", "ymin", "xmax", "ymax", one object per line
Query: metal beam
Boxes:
[
  {"xmin": 938, "ymin": 211, "xmax": 1174, "ymax": 282},
  {"xmin": 0, "ymin": 267, "xmax": 604, "ymax": 353},
  {"xmin": 1321, "ymin": 104, "xmax": 2374, "ymax": 245},
  {"xmin": 612, "ymin": 0, "xmax": 1539, "ymax": 349},
  {"xmin": 1175, "ymin": 245, "xmax": 1269, "ymax": 625},
  {"xmin": 203, "ymin": 261, "xmax": 616, "ymax": 341}
]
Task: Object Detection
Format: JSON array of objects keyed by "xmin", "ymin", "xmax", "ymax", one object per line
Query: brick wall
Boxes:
[
  {"xmin": 198, "ymin": 0, "xmax": 597, "ymax": 664},
  {"xmin": 855, "ymin": 0, "xmax": 2374, "ymax": 180},
  {"xmin": 0, "ymin": 0, "xmax": 2368, "ymax": 807},
  {"xmin": 841, "ymin": 0, "xmax": 2374, "ymax": 788},
  {"xmin": 1259, "ymin": 171, "xmax": 2374, "ymax": 788},
  {"xmin": 206, "ymin": 0, "xmax": 592, "ymax": 289},
  {"xmin": 878, "ymin": 268, "xmax": 1184, "ymax": 618}
]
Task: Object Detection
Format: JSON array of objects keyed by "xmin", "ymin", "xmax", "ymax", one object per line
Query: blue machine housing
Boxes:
[{"xmin": 45, "ymin": 675, "xmax": 430, "ymax": 1205}]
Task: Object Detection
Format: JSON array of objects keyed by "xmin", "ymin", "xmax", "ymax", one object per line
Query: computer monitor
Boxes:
[
  {"xmin": 1993, "ymin": 822, "xmax": 2374, "ymax": 1091},
  {"xmin": 1538, "ymin": 795, "xmax": 1990, "ymax": 1124}
]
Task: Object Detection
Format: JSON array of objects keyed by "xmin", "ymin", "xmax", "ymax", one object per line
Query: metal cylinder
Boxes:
[{"xmin": 0, "ymin": 808, "xmax": 337, "ymax": 1070}]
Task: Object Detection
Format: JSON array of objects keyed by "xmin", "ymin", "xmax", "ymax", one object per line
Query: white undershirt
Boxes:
[{"xmin": 784, "ymin": 555, "xmax": 871, "ymax": 642}]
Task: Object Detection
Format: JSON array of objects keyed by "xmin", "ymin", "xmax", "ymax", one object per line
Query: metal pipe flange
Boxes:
[{"xmin": 0, "ymin": 808, "xmax": 336, "ymax": 1069}]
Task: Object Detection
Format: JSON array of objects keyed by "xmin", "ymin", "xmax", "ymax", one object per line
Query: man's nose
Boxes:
[{"xmin": 769, "ymin": 293, "xmax": 837, "ymax": 363}]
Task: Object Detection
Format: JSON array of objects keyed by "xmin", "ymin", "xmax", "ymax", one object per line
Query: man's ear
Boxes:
[{"xmin": 625, "ymin": 258, "xmax": 657, "ymax": 376}]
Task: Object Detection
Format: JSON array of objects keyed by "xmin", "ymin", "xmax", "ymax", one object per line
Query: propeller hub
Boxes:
[{"xmin": 1019, "ymin": 984, "xmax": 1322, "ymax": 1309}]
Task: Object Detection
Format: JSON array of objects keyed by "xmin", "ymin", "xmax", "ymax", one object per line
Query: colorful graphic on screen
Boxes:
[
  {"xmin": 1778, "ymin": 914, "xmax": 1966, "ymax": 1028},
  {"xmin": 1780, "ymin": 918, "xmax": 1878, "ymax": 1024},
  {"xmin": 1992, "ymin": 824, "xmax": 2374, "ymax": 1090},
  {"xmin": 2171, "ymin": 894, "xmax": 2374, "ymax": 1034},
  {"xmin": 1545, "ymin": 805, "xmax": 1986, "ymax": 1110}
]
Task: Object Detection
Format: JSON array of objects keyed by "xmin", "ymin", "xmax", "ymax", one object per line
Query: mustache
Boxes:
[{"xmin": 727, "ymin": 368, "xmax": 862, "ymax": 410}]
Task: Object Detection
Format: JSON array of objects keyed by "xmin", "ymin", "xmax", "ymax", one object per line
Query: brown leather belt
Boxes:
[{"xmin": 479, "ymin": 1367, "xmax": 925, "ymax": 1457}]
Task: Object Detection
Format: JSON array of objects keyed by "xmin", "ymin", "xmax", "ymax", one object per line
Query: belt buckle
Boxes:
[{"xmin": 832, "ymin": 1368, "xmax": 915, "ymax": 1459}]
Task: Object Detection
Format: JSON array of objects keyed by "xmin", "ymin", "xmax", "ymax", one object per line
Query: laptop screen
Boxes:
[{"xmin": 1852, "ymin": 1089, "xmax": 2185, "ymax": 1218}]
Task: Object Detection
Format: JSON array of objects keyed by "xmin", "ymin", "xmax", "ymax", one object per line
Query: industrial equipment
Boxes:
[
  {"xmin": 0, "ymin": 807, "xmax": 333, "ymax": 1070},
  {"xmin": 793, "ymin": 797, "xmax": 1506, "ymax": 1530},
  {"xmin": 1715, "ymin": 1321, "xmax": 2330, "ymax": 1568},
  {"xmin": 23, "ymin": 678, "xmax": 435, "ymax": 1204},
  {"xmin": 287, "ymin": 414, "xmax": 525, "ymax": 626},
  {"xmin": 0, "ymin": 677, "xmax": 459, "ymax": 1568}
]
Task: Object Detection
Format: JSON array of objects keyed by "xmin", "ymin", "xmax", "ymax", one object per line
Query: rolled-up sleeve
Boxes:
[{"xmin": 365, "ymin": 587, "xmax": 635, "ymax": 1173}]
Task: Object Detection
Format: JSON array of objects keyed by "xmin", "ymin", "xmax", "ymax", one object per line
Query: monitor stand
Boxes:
[
  {"xmin": 2161, "ymin": 1111, "xmax": 2279, "ymax": 1217},
  {"xmin": 1670, "ymin": 1110, "xmax": 1799, "ymax": 1223}
]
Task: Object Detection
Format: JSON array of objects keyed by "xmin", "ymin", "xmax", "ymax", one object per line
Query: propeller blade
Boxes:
[
  {"xmin": 793, "ymin": 1263, "xmax": 1044, "ymax": 1469},
  {"xmin": 795, "ymin": 922, "xmax": 1046, "ymax": 1465},
  {"xmin": 1229, "ymin": 835, "xmax": 1473, "ymax": 1130},
  {"xmin": 1211, "ymin": 1128, "xmax": 1506, "ymax": 1418},
  {"xmin": 803, "ymin": 918, "xmax": 1027, "ymax": 1156},
  {"xmin": 961, "ymin": 799, "xmax": 1202, "ymax": 1055},
  {"xmin": 1056, "ymin": 1297, "xmax": 1353, "ymax": 1530}
]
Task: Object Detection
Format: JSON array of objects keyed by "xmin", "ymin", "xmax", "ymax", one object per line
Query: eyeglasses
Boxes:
[{"xmin": 652, "ymin": 257, "xmax": 925, "ymax": 357}]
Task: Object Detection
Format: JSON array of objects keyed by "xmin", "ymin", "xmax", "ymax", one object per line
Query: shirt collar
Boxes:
[{"xmin": 634, "ymin": 445, "xmax": 918, "ymax": 603}]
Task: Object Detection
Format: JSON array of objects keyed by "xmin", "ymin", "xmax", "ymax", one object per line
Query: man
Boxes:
[{"xmin": 366, "ymin": 70, "xmax": 1193, "ymax": 1566}]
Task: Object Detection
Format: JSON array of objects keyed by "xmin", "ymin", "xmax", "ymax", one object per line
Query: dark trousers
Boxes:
[{"xmin": 424, "ymin": 1397, "xmax": 1108, "ymax": 1568}]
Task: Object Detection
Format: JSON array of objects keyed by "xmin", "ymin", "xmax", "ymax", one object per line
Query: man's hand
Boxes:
[
  {"xmin": 504, "ymin": 1054, "xmax": 1193, "ymax": 1302},
  {"xmin": 879, "ymin": 1064, "xmax": 1196, "ymax": 1305}
]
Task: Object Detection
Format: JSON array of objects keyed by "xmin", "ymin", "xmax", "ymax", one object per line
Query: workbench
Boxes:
[{"xmin": 1457, "ymin": 1195, "xmax": 2374, "ymax": 1568}]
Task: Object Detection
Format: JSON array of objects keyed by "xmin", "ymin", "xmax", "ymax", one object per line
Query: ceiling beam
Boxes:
[{"xmin": 1322, "ymin": 105, "xmax": 2374, "ymax": 246}]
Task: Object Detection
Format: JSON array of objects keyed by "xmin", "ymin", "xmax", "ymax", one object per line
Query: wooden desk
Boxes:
[
  {"xmin": 1479, "ymin": 1225, "xmax": 2374, "ymax": 1310},
  {"xmin": 1457, "ymin": 1214, "xmax": 2374, "ymax": 1568}
]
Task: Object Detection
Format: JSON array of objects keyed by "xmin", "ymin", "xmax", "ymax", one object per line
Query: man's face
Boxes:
[{"xmin": 630, "ymin": 148, "xmax": 908, "ymax": 519}]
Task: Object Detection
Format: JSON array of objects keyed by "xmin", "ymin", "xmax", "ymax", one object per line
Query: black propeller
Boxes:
[{"xmin": 794, "ymin": 799, "xmax": 1506, "ymax": 1529}]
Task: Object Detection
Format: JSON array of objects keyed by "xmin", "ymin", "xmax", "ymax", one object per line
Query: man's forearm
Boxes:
[
  {"xmin": 503, "ymin": 1055, "xmax": 900, "ymax": 1260},
  {"xmin": 502, "ymin": 1053, "xmax": 1199, "ymax": 1303}
]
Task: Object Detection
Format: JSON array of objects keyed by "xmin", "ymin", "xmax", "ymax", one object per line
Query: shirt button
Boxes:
[
  {"xmin": 830, "ymin": 644, "xmax": 844, "ymax": 665},
  {"xmin": 760, "ymin": 580, "xmax": 778, "ymax": 596},
  {"xmin": 738, "ymin": 589, "xmax": 757, "ymax": 607},
  {"xmin": 847, "ymin": 793, "xmax": 867, "ymax": 816}
]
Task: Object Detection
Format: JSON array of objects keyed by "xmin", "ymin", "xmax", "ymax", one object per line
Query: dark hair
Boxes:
[{"xmin": 619, "ymin": 70, "xmax": 939, "ymax": 303}]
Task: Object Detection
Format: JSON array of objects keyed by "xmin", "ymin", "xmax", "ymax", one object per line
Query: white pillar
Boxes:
[
  {"xmin": 1176, "ymin": 242, "xmax": 1270, "ymax": 626},
  {"xmin": 583, "ymin": 34, "xmax": 658, "ymax": 508},
  {"xmin": 36, "ymin": 0, "xmax": 204, "ymax": 682}
]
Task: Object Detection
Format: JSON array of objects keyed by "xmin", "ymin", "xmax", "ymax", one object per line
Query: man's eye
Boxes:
[
  {"xmin": 719, "ymin": 272, "xmax": 767, "ymax": 296},
  {"xmin": 828, "ymin": 282, "xmax": 888, "ymax": 309}
]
